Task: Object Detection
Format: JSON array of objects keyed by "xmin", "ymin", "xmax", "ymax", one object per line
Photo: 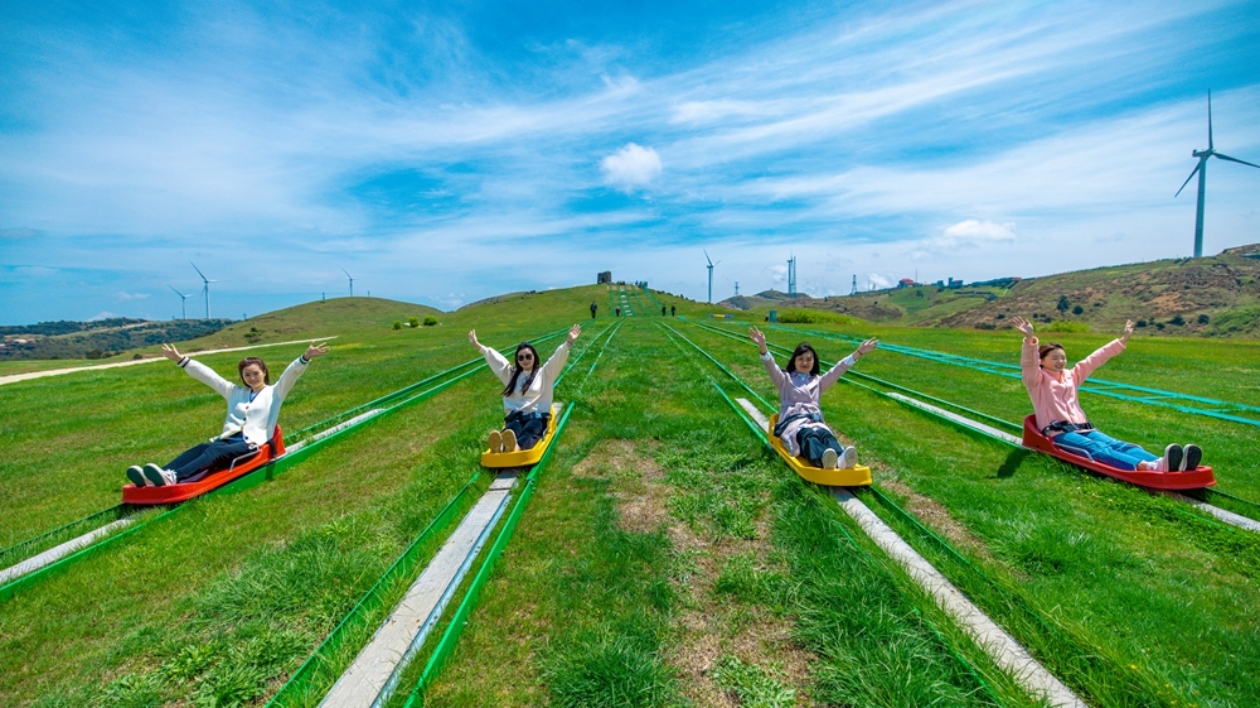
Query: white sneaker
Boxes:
[
  {"xmin": 839, "ymin": 446, "xmax": 858, "ymax": 469},
  {"xmin": 126, "ymin": 465, "xmax": 147, "ymax": 487},
  {"xmin": 821, "ymin": 448, "xmax": 838, "ymax": 470},
  {"xmin": 502, "ymin": 429, "xmax": 518, "ymax": 452},
  {"xmin": 488, "ymin": 430, "xmax": 502, "ymax": 453},
  {"xmin": 143, "ymin": 463, "xmax": 178, "ymax": 487}
]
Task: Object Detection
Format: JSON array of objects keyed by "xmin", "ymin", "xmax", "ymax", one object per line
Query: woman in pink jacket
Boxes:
[
  {"xmin": 750, "ymin": 327, "xmax": 878, "ymax": 469},
  {"xmin": 1013, "ymin": 316, "xmax": 1198, "ymax": 472}
]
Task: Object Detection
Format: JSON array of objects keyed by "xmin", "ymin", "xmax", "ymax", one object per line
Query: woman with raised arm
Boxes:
[
  {"xmin": 126, "ymin": 341, "xmax": 330, "ymax": 487},
  {"xmin": 750, "ymin": 327, "xmax": 878, "ymax": 469},
  {"xmin": 470, "ymin": 324, "xmax": 580, "ymax": 453},
  {"xmin": 1012, "ymin": 316, "xmax": 1199, "ymax": 472}
]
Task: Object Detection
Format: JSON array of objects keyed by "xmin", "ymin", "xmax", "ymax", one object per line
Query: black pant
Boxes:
[
  {"xmin": 165, "ymin": 439, "xmax": 255, "ymax": 481},
  {"xmin": 504, "ymin": 412, "xmax": 550, "ymax": 450},
  {"xmin": 796, "ymin": 426, "xmax": 841, "ymax": 467}
]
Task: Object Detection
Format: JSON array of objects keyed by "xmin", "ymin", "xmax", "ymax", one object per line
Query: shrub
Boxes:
[
  {"xmin": 995, "ymin": 313, "xmax": 1005, "ymax": 319},
  {"xmin": 1156, "ymin": 322, "xmax": 1165, "ymax": 330},
  {"xmin": 408, "ymin": 316, "xmax": 420, "ymax": 328},
  {"xmin": 1072, "ymin": 305, "xmax": 1084, "ymax": 315},
  {"xmin": 1198, "ymin": 314, "xmax": 1210, "ymax": 324},
  {"xmin": 1169, "ymin": 315, "xmax": 1185, "ymax": 326},
  {"xmin": 1136, "ymin": 320, "xmax": 1147, "ymax": 328},
  {"xmin": 423, "ymin": 316, "xmax": 439, "ymax": 327},
  {"xmin": 976, "ymin": 322, "xmax": 996, "ymax": 330},
  {"xmin": 392, "ymin": 321, "xmax": 402, "ymax": 330},
  {"xmin": 776, "ymin": 309, "xmax": 862, "ymax": 325},
  {"xmin": 1056, "ymin": 295, "xmax": 1070, "ymax": 313},
  {"xmin": 1044, "ymin": 320, "xmax": 1089, "ymax": 333}
]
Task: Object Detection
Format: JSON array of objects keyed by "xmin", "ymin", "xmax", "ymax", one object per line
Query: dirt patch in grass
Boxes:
[{"xmin": 880, "ymin": 478, "xmax": 1005, "ymax": 569}]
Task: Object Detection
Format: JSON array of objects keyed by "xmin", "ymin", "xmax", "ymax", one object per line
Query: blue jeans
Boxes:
[
  {"xmin": 504, "ymin": 411, "xmax": 550, "ymax": 451},
  {"xmin": 165, "ymin": 438, "xmax": 255, "ymax": 481},
  {"xmin": 1052, "ymin": 429, "xmax": 1158, "ymax": 471},
  {"xmin": 796, "ymin": 425, "xmax": 842, "ymax": 467}
]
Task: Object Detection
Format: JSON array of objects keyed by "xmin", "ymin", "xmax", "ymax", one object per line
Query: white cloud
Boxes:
[
  {"xmin": 116, "ymin": 292, "xmax": 151, "ymax": 301},
  {"xmin": 937, "ymin": 219, "xmax": 1016, "ymax": 247},
  {"xmin": 868, "ymin": 273, "xmax": 892, "ymax": 289},
  {"xmin": 88, "ymin": 311, "xmax": 121, "ymax": 321},
  {"xmin": 600, "ymin": 143, "xmax": 662, "ymax": 191}
]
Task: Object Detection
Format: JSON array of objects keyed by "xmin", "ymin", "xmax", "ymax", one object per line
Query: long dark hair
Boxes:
[
  {"xmin": 502, "ymin": 343, "xmax": 541, "ymax": 397},
  {"xmin": 784, "ymin": 342, "xmax": 820, "ymax": 376},
  {"xmin": 238, "ymin": 357, "xmax": 271, "ymax": 384},
  {"xmin": 1038, "ymin": 342, "xmax": 1065, "ymax": 367}
]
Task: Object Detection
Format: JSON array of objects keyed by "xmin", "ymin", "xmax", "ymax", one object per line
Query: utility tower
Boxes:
[
  {"xmin": 850, "ymin": 275, "xmax": 858, "ymax": 295},
  {"xmin": 735, "ymin": 282, "xmax": 740, "ymax": 296},
  {"xmin": 787, "ymin": 256, "xmax": 797, "ymax": 297}
]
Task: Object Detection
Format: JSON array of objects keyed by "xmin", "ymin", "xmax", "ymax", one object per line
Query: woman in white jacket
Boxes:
[
  {"xmin": 469, "ymin": 325, "xmax": 580, "ymax": 453},
  {"xmin": 126, "ymin": 341, "xmax": 329, "ymax": 487}
]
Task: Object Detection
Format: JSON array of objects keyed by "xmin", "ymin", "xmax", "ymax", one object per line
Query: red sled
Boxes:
[
  {"xmin": 122, "ymin": 426, "xmax": 287, "ymax": 505},
  {"xmin": 1021, "ymin": 416, "xmax": 1214, "ymax": 491}
]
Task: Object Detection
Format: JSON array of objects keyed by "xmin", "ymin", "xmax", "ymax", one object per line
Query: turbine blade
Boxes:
[
  {"xmin": 191, "ymin": 262, "xmax": 207, "ymax": 281},
  {"xmin": 703, "ymin": 249, "xmax": 712, "ymax": 266},
  {"xmin": 1213, "ymin": 152, "xmax": 1260, "ymax": 169},
  {"xmin": 1174, "ymin": 162, "xmax": 1201, "ymax": 197},
  {"xmin": 342, "ymin": 268, "xmax": 352, "ymax": 278},
  {"xmin": 1208, "ymin": 91, "xmax": 1214, "ymax": 150}
]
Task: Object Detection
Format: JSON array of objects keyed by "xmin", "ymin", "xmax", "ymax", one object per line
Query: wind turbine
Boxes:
[
  {"xmin": 169, "ymin": 285, "xmax": 190, "ymax": 320},
  {"xmin": 704, "ymin": 250, "xmax": 720, "ymax": 304},
  {"xmin": 1175, "ymin": 92, "xmax": 1260, "ymax": 258},
  {"xmin": 191, "ymin": 262, "xmax": 216, "ymax": 319},
  {"xmin": 342, "ymin": 268, "xmax": 354, "ymax": 297}
]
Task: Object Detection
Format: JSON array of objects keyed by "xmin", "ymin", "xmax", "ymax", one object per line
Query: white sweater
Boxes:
[
  {"xmin": 479, "ymin": 341, "xmax": 569, "ymax": 415},
  {"xmin": 179, "ymin": 356, "xmax": 309, "ymax": 446}
]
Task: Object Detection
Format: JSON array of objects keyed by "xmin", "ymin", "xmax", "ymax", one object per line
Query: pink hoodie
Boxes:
[{"xmin": 1021, "ymin": 337, "xmax": 1125, "ymax": 432}]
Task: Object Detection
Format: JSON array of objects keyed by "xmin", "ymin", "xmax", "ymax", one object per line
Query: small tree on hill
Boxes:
[
  {"xmin": 393, "ymin": 321, "xmax": 402, "ymax": 330},
  {"xmin": 1072, "ymin": 305, "xmax": 1084, "ymax": 315},
  {"xmin": 408, "ymin": 316, "xmax": 420, "ymax": 328},
  {"xmin": 1057, "ymin": 296, "xmax": 1070, "ymax": 314}
]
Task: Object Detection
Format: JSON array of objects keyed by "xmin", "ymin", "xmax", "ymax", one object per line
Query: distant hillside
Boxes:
[
  {"xmin": 721, "ymin": 289, "xmax": 813, "ymax": 310},
  {"xmin": 738, "ymin": 245, "xmax": 1260, "ymax": 337},
  {"xmin": 0, "ymin": 319, "xmax": 232, "ymax": 360}
]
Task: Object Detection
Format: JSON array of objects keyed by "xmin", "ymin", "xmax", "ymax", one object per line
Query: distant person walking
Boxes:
[
  {"xmin": 126, "ymin": 341, "xmax": 330, "ymax": 487},
  {"xmin": 671, "ymin": 305, "xmax": 675, "ymax": 316},
  {"xmin": 590, "ymin": 302, "xmax": 597, "ymax": 319},
  {"xmin": 661, "ymin": 306, "xmax": 666, "ymax": 316},
  {"xmin": 750, "ymin": 327, "xmax": 877, "ymax": 470},
  {"xmin": 615, "ymin": 306, "xmax": 621, "ymax": 317},
  {"xmin": 470, "ymin": 325, "xmax": 580, "ymax": 453},
  {"xmin": 1013, "ymin": 317, "xmax": 1199, "ymax": 471}
]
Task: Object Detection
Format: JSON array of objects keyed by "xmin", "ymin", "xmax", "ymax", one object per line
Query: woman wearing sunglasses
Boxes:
[{"xmin": 469, "ymin": 324, "xmax": 581, "ymax": 452}]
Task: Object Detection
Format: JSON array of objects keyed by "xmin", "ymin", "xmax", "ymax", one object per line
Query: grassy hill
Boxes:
[
  {"xmin": 728, "ymin": 245, "xmax": 1260, "ymax": 337},
  {"xmin": 2, "ymin": 283, "xmax": 1259, "ymax": 706}
]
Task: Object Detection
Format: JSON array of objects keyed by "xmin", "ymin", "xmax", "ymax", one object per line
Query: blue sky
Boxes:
[{"xmin": 2, "ymin": 0, "xmax": 1258, "ymax": 324}]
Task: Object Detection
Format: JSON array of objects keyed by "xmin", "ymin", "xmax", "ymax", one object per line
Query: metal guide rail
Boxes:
[
  {"xmin": 265, "ymin": 319, "xmax": 623, "ymax": 707},
  {"xmin": 658, "ymin": 322, "xmax": 1087, "ymax": 708}
]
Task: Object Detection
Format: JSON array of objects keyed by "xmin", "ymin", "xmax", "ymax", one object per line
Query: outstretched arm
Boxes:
[
  {"xmin": 820, "ymin": 338, "xmax": 877, "ymax": 391},
  {"xmin": 750, "ymin": 327, "xmax": 787, "ymax": 389},
  {"xmin": 1013, "ymin": 317, "xmax": 1041, "ymax": 390},
  {"xmin": 166, "ymin": 342, "xmax": 235, "ymax": 398},
  {"xmin": 1118, "ymin": 319, "xmax": 1134, "ymax": 345},
  {"xmin": 274, "ymin": 341, "xmax": 330, "ymax": 400}
]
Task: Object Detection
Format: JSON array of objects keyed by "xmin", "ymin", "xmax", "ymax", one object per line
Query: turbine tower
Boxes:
[
  {"xmin": 1176, "ymin": 92, "xmax": 1260, "ymax": 258},
  {"xmin": 704, "ymin": 250, "xmax": 720, "ymax": 303},
  {"xmin": 190, "ymin": 263, "xmax": 216, "ymax": 319},
  {"xmin": 787, "ymin": 256, "xmax": 797, "ymax": 297},
  {"xmin": 169, "ymin": 285, "xmax": 190, "ymax": 320},
  {"xmin": 342, "ymin": 268, "xmax": 354, "ymax": 297}
]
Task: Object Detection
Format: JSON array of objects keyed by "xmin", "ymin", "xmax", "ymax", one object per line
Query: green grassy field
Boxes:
[{"xmin": 1, "ymin": 285, "xmax": 1257, "ymax": 707}]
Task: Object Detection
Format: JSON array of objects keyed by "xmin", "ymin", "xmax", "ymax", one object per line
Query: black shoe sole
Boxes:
[
  {"xmin": 1183, "ymin": 445, "xmax": 1202, "ymax": 471},
  {"xmin": 1165, "ymin": 445, "xmax": 1183, "ymax": 474}
]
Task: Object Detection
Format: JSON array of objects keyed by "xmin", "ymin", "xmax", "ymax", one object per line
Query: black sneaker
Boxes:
[
  {"xmin": 126, "ymin": 466, "xmax": 147, "ymax": 487},
  {"xmin": 143, "ymin": 463, "xmax": 176, "ymax": 487},
  {"xmin": 1163, "ymin": 444, "xmax": 1182, "ymax": 474},
  {"xmin": 1182, "ymin": 444, "xmax": 1202, "ymax": 471}
]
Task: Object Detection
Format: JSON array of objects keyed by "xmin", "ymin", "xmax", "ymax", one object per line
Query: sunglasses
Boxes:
[{"xmin": 517, "ymin": 352, "xmax": 535, "ymax": 361}]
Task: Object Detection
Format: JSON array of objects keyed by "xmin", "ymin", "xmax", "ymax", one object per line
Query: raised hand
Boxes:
[
  {"xmin": 468, "ymin": 330, "xmax": 480, "ymax": 348},
  {"xmin": 748, "ymin": 327, "xmax": 768, "ymax": 354},
  {"xmin": 305, "ymin": 341, "xmax": 330, "ymax": 359},
  {"xmin": 1011, "ymin": 316, "xmax": 1035, "ymax": 338},
  {"xmin": 1120, "ymin": 319, "xmax": 1134, "ymax": 344},
  {"xmin": 568, "ymin": 324, "xmax": 582, "ymax": 344},
  {"xmin": 855, "ymin": 338, "xmax": 879, "ymax": 356},
  {"xmin": 161, "ymin": 343, "xmax": 183, "ymax": 362}
]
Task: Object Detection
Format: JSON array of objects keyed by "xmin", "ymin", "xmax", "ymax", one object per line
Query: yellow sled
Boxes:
[
  {"xmin": 768, "ymin": 414, "xmax": 872, "ymax": 487},
  {"xmin": 481, "ymin": 404, "xmax": 561, "ymax": 468}
]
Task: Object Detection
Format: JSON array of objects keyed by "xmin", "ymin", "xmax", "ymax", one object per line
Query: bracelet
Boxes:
[{"xmin": 299, "ymin": 355, "xmax": 310, "ymax": 365}]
